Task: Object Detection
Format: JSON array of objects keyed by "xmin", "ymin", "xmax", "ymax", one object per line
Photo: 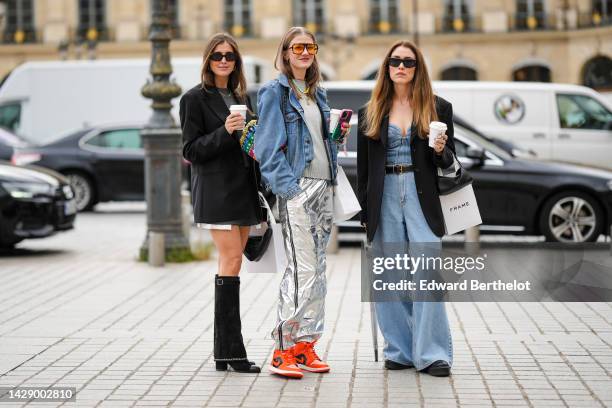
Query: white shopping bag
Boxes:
[
  {"xmin": 244, "ymin": 193, "xmax": 288, "ymax": 274},
  {"xmin": 333, "ymin": 166, "xmax": 361, "ymax": 223},
  {"xmin": 439, "ymin": 183, "xmax": 482, "ymax": 235}
]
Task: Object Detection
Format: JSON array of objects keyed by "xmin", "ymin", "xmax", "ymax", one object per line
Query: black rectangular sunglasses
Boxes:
[
  {"xmin": 388, "ymin": 57, "xmax": 417, "ymax": 68},
  {"xmin": 210, "ymin": 52, "xmax": 237, "ymax": 62}
]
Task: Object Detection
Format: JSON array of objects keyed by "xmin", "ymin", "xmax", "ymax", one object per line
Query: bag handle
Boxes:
[
  {"xmin": 436, "ymin": 152, "xmax": 474, "ymax": 196},
  {"xmin": 258, "ymin": 191, "xmax": 278, "ymax": 225}
]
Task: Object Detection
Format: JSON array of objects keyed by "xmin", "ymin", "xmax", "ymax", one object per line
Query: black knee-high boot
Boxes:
[{"xmin": 214, "ymin": 275, "xmax": 260, "ymax": 373}]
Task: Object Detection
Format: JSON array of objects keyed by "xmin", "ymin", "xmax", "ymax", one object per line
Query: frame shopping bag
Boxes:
[{"xmin": 333, "ymin": 165, "xmax": 361, "ymax": 223}]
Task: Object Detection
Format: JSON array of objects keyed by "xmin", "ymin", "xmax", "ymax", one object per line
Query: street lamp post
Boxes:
[{"xmin": 139, "ymin": 0, "xmax": 190, "ymax": 261}]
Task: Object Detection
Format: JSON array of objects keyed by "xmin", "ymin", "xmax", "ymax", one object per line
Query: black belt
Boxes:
[{"xmin": 385, "ymin": 164, "xmax": 414, "ymax": 174}]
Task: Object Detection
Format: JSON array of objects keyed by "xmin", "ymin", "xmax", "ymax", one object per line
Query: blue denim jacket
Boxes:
[{"xmin": 254, "ymin": 73, "xmax": 338, "ymax": 200}]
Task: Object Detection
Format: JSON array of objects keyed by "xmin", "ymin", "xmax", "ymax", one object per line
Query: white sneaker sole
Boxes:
[
  {"xmin": 297, "ymin": 364, "xmax": 330, "ymax": 373},
  {"xmin": 269, "ymin": 365, "xmax": 304, "ymax": 378}
]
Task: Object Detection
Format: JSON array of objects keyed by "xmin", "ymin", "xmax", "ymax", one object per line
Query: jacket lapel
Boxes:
[{"xmin": 200, "ymin": 87, "xmax": 229, "ymax": 124}]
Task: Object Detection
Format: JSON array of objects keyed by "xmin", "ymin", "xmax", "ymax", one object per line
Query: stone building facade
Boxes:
[{"xmin": 0, "ymin": 0, "xmax": 610, "ymax": 90}]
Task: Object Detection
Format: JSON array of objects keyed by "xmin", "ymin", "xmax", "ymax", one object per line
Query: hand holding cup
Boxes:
[
  {"xmin": 225, "ymin": 113, "xmax": 245, "ymax": 134},
  {"xmin": 428, "ymin": 121, "xmax": 448, "ymax": 155}
]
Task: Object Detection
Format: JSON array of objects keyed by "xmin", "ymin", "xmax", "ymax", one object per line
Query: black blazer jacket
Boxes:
[
  {"xmin": 357, "ymin": 96, "xmax": 456, "ymax": 242},
  {"xmin": 180, "ymin": 84, "xmax": 263, "ymax": 224}
]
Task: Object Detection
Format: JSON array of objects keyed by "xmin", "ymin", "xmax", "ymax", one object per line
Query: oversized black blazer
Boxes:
[
  {"xmin": 179, "ymin": 84, "xmax": 263, "ymax": 224},
  {"xmin": 357, "ymin": 96, "xmax": 456, "ymax": 242}
]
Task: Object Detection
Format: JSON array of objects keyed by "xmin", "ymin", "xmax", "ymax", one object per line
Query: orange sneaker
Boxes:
[
  {"xmin": 292, "ymin": 341, "xmax": 330, "ymax": 373},
  {"xmin": 269, "ymin": 349, "xmax": 303, "ymax": 378}
]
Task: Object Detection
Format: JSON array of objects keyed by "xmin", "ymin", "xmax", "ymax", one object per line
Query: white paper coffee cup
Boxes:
[
  {"xmin": 329, "ymin": 109, "xmax": 342, "ymax": 134},
  {"xmin": 229, "ymin": 104, "xmax": 247, "ymax": 130},
  {"xmin": 428, "ymin": 121, "xmax": 447, "ymax": 148}
]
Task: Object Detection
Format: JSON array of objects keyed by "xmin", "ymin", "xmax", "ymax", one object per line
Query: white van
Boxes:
[
  {"xmin": 434, "ymin": 81, "xmax": 612, "ymax": 169},
  {"xmin": 0, "ymin": 57, "xmax": 271, "ymax": 144}
]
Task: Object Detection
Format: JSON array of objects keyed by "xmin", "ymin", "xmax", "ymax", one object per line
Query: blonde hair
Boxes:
[
  {"xmin": 363, "ymin": 40, "xmax": 438, "ymax": 140},
  {"xmin": 274, "ymin": 27, "xmax": 321, "ymax": 101},
  {"xmin": 200, "ymin": 33, "xmax": 247, "ymax": 104}
]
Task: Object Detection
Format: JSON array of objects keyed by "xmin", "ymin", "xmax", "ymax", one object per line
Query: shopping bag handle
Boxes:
[{"xmin": 258, "ymin": 191, "xmax": 278, "ymax": 225}]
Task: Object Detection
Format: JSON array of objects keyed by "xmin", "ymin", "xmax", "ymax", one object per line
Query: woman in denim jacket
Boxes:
[{"xmin": 254, "ymin": 26, "xmax": 349, "ymax": 379}]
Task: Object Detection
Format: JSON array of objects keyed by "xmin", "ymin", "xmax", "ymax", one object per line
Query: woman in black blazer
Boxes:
[
  {"xmin": 357, "ymin": 40, "xmax": 455, "ymax": 377},
  {"xmin": 179, "ymin": 33, "xmax": 262, "ymax": 374}
]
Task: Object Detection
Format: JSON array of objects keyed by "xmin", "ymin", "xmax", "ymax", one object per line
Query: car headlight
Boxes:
[
  {"xmin": 62, "ymin": 185, "xmax": 74, "ymax": 199},
  {"xmin": 0, "ymin": 181, "xmax": 53, "ymax": 199},
  {"xmin": 11, "ymin": 153, "xmax": 42, "ymax": 166},
  {"xmin": 607, "ymin": 180, "xmax": 612, "ymax": 191}
]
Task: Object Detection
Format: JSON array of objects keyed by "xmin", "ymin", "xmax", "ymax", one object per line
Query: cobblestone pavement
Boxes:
[{"xmin": 0, "ymin": 205, "xmax": 611, "ymax": 407}]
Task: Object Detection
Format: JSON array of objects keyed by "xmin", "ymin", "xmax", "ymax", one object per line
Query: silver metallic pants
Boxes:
[{"xmin": 273, "ymin": 177, "xmax": 333, "ymax": 350}]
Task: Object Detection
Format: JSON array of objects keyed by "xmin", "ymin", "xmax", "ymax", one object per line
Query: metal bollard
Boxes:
[
  {"xmin": 181, "ymin": 189, "xmax": 192, "ymax": 241},
  {"xmin": 149, "ymin": 232, "xmax": 165, "ymax": 267},
  {"xmin": 328, "ymin": 224, "xmax": 339, "ymax": 254},
  {"xmin": 464, "ymin": 226, "xmax": 480, "ymax": 254}
]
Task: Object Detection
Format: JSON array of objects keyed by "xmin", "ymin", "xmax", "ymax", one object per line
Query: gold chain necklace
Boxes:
[{"xmin": 292, "ymin": 79, "xmax": 312, "ymax": 104}]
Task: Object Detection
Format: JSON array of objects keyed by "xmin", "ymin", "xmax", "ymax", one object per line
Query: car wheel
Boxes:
[
  {"xmin": 539, "ymin": 191, "xmax": 603, "ymax": 243},
  {"xmin": 64, "ymin": 172, "xmax": 95, "ymax": 212}
]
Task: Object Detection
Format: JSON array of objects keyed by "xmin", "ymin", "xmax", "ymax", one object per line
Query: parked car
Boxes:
[
  {"xmin": 316, "ymin": 81, "xmax": 612, "ymax": 168},
  {"xmin": 11, "ymin": 124, "xmax": 190, "ymax": 211},
  {"xmin": 0, "ymin": 126, "xmax": 28, "ymax": 161},
  {"xmin": 435, "ymin": 81, "xmax": 612, "ymax": 169},
  {"xmin": 249, "ymin": 83, "xmax": 612, "ymax": 243},
  {"xmin": 0, "ymin": 160, "xmax": 76, "ymax": 248},
  {"xmin": 0, "ymin": 57, "xmax": 272, "ymax": 145}
]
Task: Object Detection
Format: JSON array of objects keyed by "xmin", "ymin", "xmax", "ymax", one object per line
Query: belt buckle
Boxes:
[{"xmin": 395, "ymin": 164, "xmax": 404, "ymax": 174}]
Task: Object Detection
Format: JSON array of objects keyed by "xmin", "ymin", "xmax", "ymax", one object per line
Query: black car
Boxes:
[
  {"xmin": 11, "ymin": 124, "xmax": 189, "ymax": 211},
  {"xmin": 0, "ymin": 161, "xmax": 76, "ymax": 248},
  {"xmin": 249, "ymin": 83, "xmax": 612, "ymax": 243}
]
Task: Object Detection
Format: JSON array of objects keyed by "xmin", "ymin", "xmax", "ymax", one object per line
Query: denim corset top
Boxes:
[{"xmin": 386, "ymin": 124, "xmax": 412, "ymax": 166}]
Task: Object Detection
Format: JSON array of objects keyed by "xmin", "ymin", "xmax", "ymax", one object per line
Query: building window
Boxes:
[
  {"xmin": 224, "ymin": 0, "xmax": 251, "ymax": 37},
  {"xmin": 293, "ymin": 0, "xmax": 325, "ymax": 34},
  {"xmin": 592, "ymin": 0, "xmax": 612, "ymax": 25},
  {"xmin": 2, "ymin": 0, "xmax": 35, "ymax": 44},
  {"xmin": 442, "ymin": 0, "xmax": 471, "ymax": 32},
  {"xmin": 582, "ymin": 55, "xmax": 612, "ymax": 91},
  {"xmin": 516, "ymin": 0, "xmax": 546, "ymax": 30},
  {"xmin": 441, "ymin": 66, "xmax": 478, "ymax": 81},
  {"xmin": 512, "ymin": 65, "xmax": 551, "ymax": 82},
  {"xmin": 369, "ymin": 0, "xmax": 399, "ymax": 34},
  {"xmin": 77, "ymin": 0, "xmax": 107, "ymax": 41}
]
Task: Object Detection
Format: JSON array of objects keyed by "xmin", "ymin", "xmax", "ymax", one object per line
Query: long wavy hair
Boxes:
[
  {"xmin": 274, "ymin": 27, "xmax": 321, "ymax": 101},
  {"xmin": 363, "ymin": 40, "xmax": 437, "ymax": 140},
  {"xmin": 200, "ymin": 33, "xmax": 247, "ymax": 104}
]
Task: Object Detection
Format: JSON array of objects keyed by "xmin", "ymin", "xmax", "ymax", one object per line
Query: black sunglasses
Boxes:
[
  {"xmin": 388, "ymin": 57, "xmax": 417, "ymax": 68},
  {"xmin": 288, "ymin": 43, "xmax": 319, "ymax": 55},
  {"xmin": 210, "ymin": 52, "xmax": 237, "ymax": 62}
]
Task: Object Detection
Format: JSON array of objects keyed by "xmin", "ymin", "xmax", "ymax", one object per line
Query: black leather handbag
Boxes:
[
  {"xmin": 243, "ymin": 227, "xmax": 272, "ymax": 262},
  {"xmin": 436, "ymin": 154, "xmax": 474, "ymax": 195},
  {"xmin": 243, "ymin": 192, "xmax": 274, "ymax": 262}
]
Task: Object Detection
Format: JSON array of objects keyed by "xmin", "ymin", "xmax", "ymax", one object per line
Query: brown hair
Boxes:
[
  {"xmin": 363, "ymin": 40, "xmax": 437, "ymax": 140},
  {"xmin": 274, "ymin": 27, "xmax": 321, "ymax": 101},
  {"xmin": 200, "ymin": 33, "xmax": 247, "ymax": 104}
]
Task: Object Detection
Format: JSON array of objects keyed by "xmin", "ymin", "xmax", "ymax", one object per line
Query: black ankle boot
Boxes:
[{"xmin": 214, "ymin": 275, "xmax": 260, "ymax": 373}]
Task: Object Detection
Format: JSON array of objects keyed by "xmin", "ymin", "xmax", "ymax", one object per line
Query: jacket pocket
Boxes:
[{"xmin": 284, "ymin": 110, "xmax": 301, "ymax": 135}]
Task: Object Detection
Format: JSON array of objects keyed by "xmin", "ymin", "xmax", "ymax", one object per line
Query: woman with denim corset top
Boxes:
[
  {"xmin": 357, "ymin": 40, "xmax": 456, "ymax": 377},
  {"xmin": 254, "ymin": 27, "xmax": 350, "ymax": 379},
  {"xmin": 179, "ymin": 33, "xmax": 263, "ymax": 374}
]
